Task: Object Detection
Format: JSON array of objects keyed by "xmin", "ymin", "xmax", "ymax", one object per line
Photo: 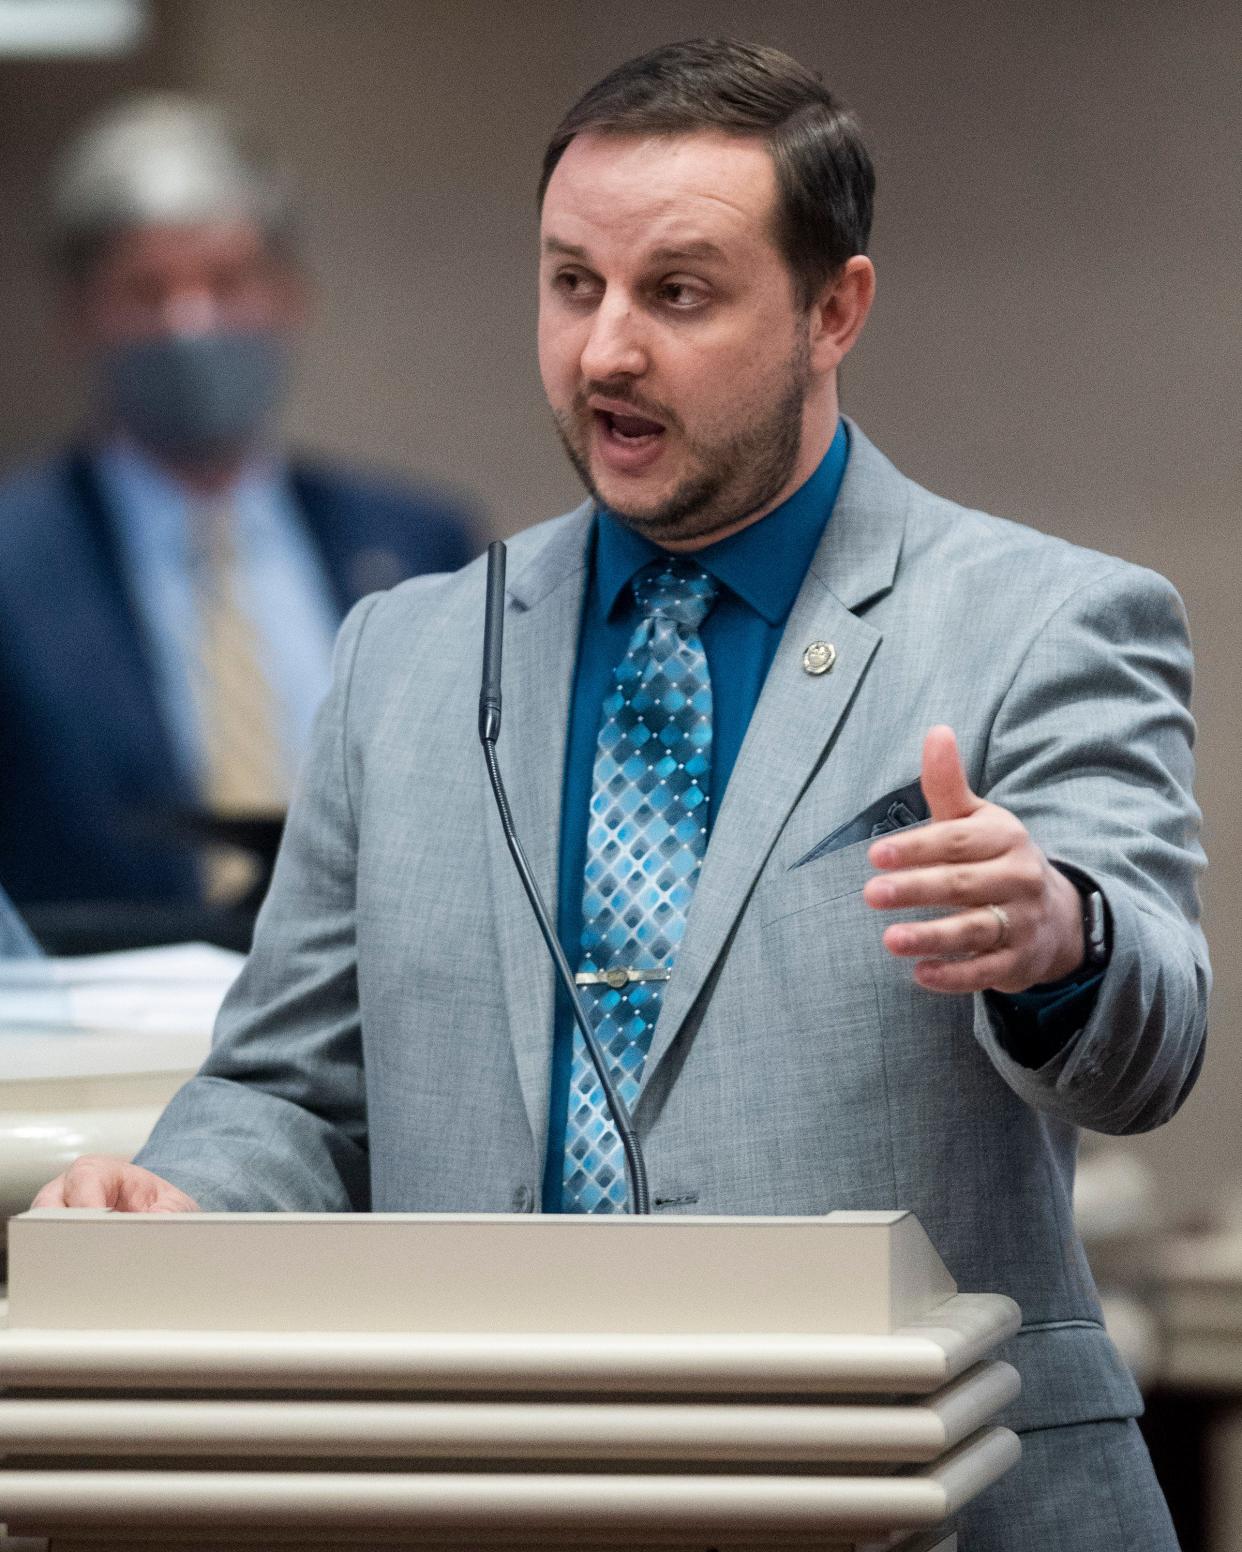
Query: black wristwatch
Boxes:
[{"xmin": 1052, "ymin": 862, "xmax": 1110, "ymax": 971}]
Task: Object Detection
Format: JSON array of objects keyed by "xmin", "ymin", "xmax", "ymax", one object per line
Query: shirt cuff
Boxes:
[{"xmin": 987, "ymin": 969, "xmax": 1106, "ymax": 1069}]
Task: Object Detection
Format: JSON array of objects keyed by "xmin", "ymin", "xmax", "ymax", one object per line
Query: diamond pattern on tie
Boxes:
[{"xmin": 562, "ymin": 557, "xmax": 717, "ymax": 1213}]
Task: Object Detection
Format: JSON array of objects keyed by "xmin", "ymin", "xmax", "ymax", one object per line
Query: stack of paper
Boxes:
[{"xmin": 0, "ymin": 942, "xmax": 243, "ymax": 1038}]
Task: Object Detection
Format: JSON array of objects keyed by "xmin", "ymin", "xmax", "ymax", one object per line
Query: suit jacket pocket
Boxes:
[
  {"xmin": 759, "ymin": 836, "xmax": 878, "ymax": 926},
  {"xmin": 758, "ymin": 779, "xmax": 930, "ymax": 929},
  {"xmin": 791, "ymin": 778, "xmax": 928, "ymax": 869}
]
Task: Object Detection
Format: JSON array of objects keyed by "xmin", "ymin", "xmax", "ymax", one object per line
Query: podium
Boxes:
[{"xmin": 0, "ymin": 1209, "xmax": 1021, "ymax": 1550}]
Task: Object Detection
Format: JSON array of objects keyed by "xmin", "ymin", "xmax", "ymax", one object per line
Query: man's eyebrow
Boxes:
[
  {"xmin": 647, "ymin": 240, "xmax": 728, "ymax": 264},
  {"xmin": 543, "ymin": 237, "xmax": 589, "ymax": 259},
  {"xmin": 541, "ymin": 237, "xmax": 729, "ymax": 265}
]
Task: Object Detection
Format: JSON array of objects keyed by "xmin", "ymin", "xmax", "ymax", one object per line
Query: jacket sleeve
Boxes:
[
  {"xmin": 134, "ymin": 595, "xmax": 382, "ymax": 1210},
  {"xmin": 970, "ymin": 561, "xmax": 1209, "ymax": 1134}
]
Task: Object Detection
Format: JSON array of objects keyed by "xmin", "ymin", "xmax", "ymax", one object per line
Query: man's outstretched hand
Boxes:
[
  {"xmin": 863, "ymin": 725, "xmax": 1085, "ymax": 995},
  {"xmin": 32, "ymin": 1156, "xmax": 200, "ymax": 1212}
]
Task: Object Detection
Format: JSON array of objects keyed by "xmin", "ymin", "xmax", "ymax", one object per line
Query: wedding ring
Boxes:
[{"xmin": 986, "ymin": 904, "xmax": 1011, "ymax": 951}]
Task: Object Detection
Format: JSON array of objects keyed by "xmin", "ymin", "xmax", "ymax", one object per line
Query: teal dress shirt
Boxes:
[{"xmin": 541, "ymin": 422, "xmax": 1100, "ymax": 1208}]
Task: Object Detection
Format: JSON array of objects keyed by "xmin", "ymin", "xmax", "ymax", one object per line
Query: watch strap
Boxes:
[{"xmin": 1051, "ymin": 861, "xmax": 1111, "ymax": 970}]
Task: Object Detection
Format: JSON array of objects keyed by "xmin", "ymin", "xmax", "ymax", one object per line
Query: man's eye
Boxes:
[
  {"xmin": 658, "ymin": 280, "xmax": 707, "ymax": 309},
  {"xmin": 553, "ymin": 269, "xmax": 598, "ymax": 299}
]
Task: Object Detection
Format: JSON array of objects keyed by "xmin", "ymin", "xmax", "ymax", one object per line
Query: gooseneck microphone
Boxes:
[{"xmin": 478, "ymin": 541, "xmax": 651, "ymax": 1215}]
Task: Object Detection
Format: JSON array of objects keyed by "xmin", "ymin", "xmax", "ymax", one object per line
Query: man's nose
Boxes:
[{"xmin": 579, "ymin": 296, "xmax": 647, "ymax": 381}]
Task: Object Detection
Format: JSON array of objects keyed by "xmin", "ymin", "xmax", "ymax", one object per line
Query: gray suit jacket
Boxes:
[{"xmin": 138, "ymin": 423, "xmax": 1208, "ymax": 1443}]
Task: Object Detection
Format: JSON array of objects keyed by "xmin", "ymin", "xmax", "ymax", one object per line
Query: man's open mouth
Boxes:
[{"xmin": 596, "ymin": 409, "xmax": 666, "ymax": 444}]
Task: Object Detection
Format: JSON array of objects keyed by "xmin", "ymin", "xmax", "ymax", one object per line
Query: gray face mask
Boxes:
[{"xmin": 99, "ymin": 329, "xmax": 290, "ymax": 461}]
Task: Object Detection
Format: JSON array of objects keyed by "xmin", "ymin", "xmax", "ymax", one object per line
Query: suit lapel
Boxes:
[
  {"xmin": 288, "ymin": 466, "xmax": 353, "ymax": 613},
  {"xmin": 481, "ymin": 509, "xmax": 593, "ymax": 1153},
  {"xmin": 639, "ymin": 425, "xmax": 913, "ymax": 1093}
]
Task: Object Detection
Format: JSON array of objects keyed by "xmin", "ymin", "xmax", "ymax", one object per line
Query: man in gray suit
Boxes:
[{"xmin": 39, "ymin": 39, "xmax": 1205, "ymax": 1549}]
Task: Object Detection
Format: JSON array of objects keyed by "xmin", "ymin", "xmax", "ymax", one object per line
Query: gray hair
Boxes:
[{"xmin": 48, "ymin": 93, "xmax": 299, "ymax": 278}]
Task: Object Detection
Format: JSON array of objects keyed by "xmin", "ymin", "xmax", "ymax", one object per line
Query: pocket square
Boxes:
[{"xmin": 792, "ymin": 779, "xmax": 928, "ymax": 869}]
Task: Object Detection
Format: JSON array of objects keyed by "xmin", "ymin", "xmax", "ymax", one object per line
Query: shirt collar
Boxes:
[
  {"xmin": 95, "ymin": 434, "xmax": 292, "ymax": 562},
  {"xmin": 594, "ymin": 418, "xmax": 849, "ymax": 625},
  {"xmin": 95, "ymin": 435, "xmax": 287, "ymax": 512}
]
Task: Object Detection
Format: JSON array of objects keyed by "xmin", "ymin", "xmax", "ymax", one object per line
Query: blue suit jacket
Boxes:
[{"xmin": 0, "ymin": 449, "xmax": 476, "ymax": 906}]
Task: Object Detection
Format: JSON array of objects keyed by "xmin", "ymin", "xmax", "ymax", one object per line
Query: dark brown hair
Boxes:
[{"xmin": 539, "ymin": 38, "xmax": 875, "ymax": 308}]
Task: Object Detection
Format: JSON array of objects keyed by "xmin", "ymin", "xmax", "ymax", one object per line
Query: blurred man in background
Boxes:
[{"xmin": 0, "ymin": 95, "xmax": 476, "ymax": 915}]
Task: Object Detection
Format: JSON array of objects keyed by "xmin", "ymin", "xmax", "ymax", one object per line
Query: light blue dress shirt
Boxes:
[{"xmin": 96, "ymin": 440, "xmax": 340, "ymax": 792}]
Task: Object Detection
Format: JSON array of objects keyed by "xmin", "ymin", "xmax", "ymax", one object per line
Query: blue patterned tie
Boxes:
[{"xmin": 562, "ymin": 557, "xmax": 718, "ymax": 1212}]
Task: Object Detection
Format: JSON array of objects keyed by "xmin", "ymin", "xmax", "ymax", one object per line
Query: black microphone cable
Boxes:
[{"xmin": 478, "ymin": 541, "xmax": 651, "ymax": 1215}]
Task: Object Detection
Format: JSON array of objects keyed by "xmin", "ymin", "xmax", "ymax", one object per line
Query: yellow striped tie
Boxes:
[{"xmin": 192, "ymin": 503, "xmax": 288, "ymax": 901}]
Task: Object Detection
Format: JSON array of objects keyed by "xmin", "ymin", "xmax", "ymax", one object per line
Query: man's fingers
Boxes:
[
  {"xmin": 30, "ymin": 1176, "xmax": 68, "ymax": 1208},
  {"xmin": 912, "ymin": 952, "xmax": 1030, "ymax": 996},
  {"xmin": 29, "ymin": 1157, "xmax": 200, "ymax": 1213},
  {"xmin": 147, "ymin": 1182, "xmax": 201, "ymax": 1214},
  {"xmin": 870, "ymin": 807, "xmax": 1021, "ymax": 871},
  {"xmin": 883, "ymin": 907, "xmax": 1016, "ymax": 960},
  {"xmin": 865, "ymin": 851, "xmax": 1043, "ymax": 911},
  {"xmin": 868, "ymin": 750, "xmax": 1080, "ymax": 995},
  {"xmin": 919, "ymin": 725, "xmax": 982, "ymax": 824},
  {"xmin": 57, "ymin": 1156, "xmax": 120, "ymax": 1207}
]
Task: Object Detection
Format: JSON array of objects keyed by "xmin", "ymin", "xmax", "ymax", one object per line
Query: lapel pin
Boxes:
[{"xmin": 802, "ymin": 641, "xmax": 837, "ymax": 676}]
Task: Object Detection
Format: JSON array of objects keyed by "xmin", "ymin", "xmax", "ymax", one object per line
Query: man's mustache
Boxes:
[{"xmin": 573, "ymin": 381, "xmax": 682, "ymax": 434}]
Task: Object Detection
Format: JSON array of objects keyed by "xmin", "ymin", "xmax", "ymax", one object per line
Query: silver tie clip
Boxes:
[{"xmin": 574, "ymin": 967, "xmax": 673, "ymax": 990}]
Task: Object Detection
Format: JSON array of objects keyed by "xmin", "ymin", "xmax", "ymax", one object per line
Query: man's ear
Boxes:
[{"xmin": 808, "ymin": 255, "xmax": 876, "ymax": 374}]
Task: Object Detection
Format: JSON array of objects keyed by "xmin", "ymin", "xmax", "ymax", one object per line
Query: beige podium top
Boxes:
[
  {"xmin": 9, "ymin": 1208, "xmax": 960, "ymax": 1335},
  {"xmin": 2, "ymin": 1210, "xmax": 1020, "ymax": 1395}
]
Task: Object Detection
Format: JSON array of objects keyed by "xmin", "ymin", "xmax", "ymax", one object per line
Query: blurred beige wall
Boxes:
[
  {"xmin": 0, "ymin": 14, "xmax": 188, "ymax": 459},
  {"xmin": 0, "ymin": 0, "xmax": 1237, "ymax": 1219}
]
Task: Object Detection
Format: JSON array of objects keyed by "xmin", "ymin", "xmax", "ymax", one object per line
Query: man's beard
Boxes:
[{"xmin": 551, "ymin": 340, "xmax": 811, "ymax": 547}]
